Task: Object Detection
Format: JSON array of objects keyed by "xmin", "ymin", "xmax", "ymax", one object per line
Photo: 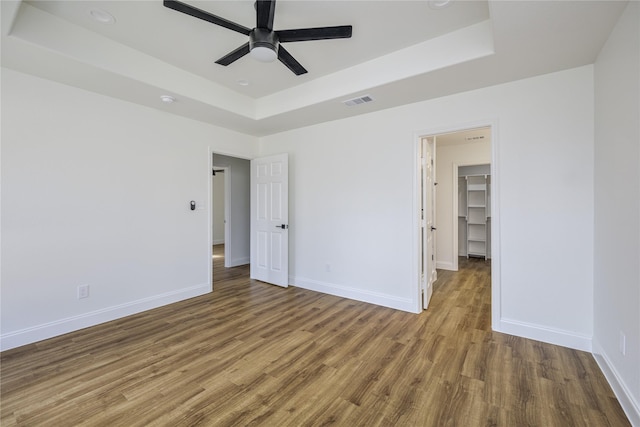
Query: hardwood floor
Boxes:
[{"xmin": 1, "ymin": 247, "xmax": 630, "ymax": 426}]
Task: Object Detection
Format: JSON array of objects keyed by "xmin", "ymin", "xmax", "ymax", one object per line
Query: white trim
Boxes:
[
  {"xmin": 222, "ymin": 166, "xmax": 231, "ymax": 267},
  {"xmin": 228, "ymin": 256, "xmax": 250, "ymax": 267},
  {"xmin": 436, "ymin": 261, "xmax": 454, "ymax": 270},
  {"xmin": 208, "ymin": 147, "xmax": 214, "ymax": 291},
  {"xmin": 0, "ymin": 283, "xmax": 211, "ymax": 351},
  {"xmin": 412, "ymin": 137, "xmax": 422, "ymax": 313},
  {"xmin": 292, "ymin": 277, "xmax": 417, "ymax": 313},
  {"xmin": 592, "ymin": 339, "xmax": 640, "ymax": 426},
  {"xmin": 497, "ymin": 318, "xmax": 592, "ymax": 352},
  {"xmin": 452, "ymin": 163, "xmax": 460, "ymax": 271},
  {"xmin": 212, "ymin": 164, "xmax": 231, "ymax": 268},
  {"xmin": 489, "ymin": 120, "xmax": 501, "ymax": 330}
]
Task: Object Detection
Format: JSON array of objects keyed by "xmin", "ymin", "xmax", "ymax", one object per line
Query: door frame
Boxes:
[
  {"xmin": 413, "ymin": 120, "xmax": 501, "ymax": 329},
  {"xmin": 209, "ymin": 150, "xmax": 252, "ymax": 286},
  {"xmin": 212, "ymin": 165, "xmax": 231, "ymax": 267},
  {"xmin": 208, "ymin": 147, "xmax": 214, "ymax": 290}
]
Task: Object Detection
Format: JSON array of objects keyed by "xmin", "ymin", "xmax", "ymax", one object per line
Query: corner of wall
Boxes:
[
  {"xmin": 593, "ymin": 338, "xmax": 640, "ymax": 426},
  {"xmin": 497, "ymin": 318, "xmax": 592, "ymax": 352},
  {"xmin": 291, "ymin": 276, "xmax": 419, "ymax": 314}
]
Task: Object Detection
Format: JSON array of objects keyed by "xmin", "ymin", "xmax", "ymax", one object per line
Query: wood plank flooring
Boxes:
[{"xmin": 1, "ymin": 246, "xmax": 630, "ymax": 426}]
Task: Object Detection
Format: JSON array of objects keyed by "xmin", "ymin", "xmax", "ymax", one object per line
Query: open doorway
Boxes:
[
  {"xmin": 416, "ymin": 124, "xmax": 497, "ymax": 323},
  {"xmin": 212, "ymin": 166, "xmax": 229, "ymax": 265},
  {"xmin": 435, "ymin": 127, "xmax": 492, "ymax": 271},
  {"xmin": 211, "ymin": 153, "xmax": 251, "ymax": 286}
]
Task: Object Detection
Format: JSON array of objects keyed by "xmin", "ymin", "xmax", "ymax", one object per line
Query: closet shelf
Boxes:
[{"xmin": 461, "ymin": 174, "xmax": 490, "ymax": 260}]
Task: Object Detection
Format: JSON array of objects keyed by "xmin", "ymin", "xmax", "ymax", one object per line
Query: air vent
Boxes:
[{"xmin": 343, "ymin": 95, "xmax": 374, "ymax": 107}]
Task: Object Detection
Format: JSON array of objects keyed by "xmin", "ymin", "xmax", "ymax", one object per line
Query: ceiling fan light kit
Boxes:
[
  {"xmin": 163, "ymin": 0, "xmax": 352, "ymax": 75},
  {"xmin": 249, "ymin": 29, "xmax": 279, "ymax": 62}
]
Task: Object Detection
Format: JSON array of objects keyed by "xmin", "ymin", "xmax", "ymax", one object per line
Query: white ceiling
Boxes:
[{"xmin": 1, "ymin": 0, "xmax": 628, "ymax": 137}]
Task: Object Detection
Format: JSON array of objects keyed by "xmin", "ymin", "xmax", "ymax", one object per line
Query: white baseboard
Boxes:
[
  {"xmin": 292, "ymin": 276, "xmax": 418, "ymax": 313},
  {"xmin": 228, "ymin": 257, "xmax": 250, "ymax": 267},
  {"xmin": 213, "ymin": 239, "xmax": 225, "ymax": 245},
  {"xmin": 0, "ymin": 283, "xmax": 211, "ymax": 351},
  {"xmin": 497, "ymin": 318, "xmax": 592, "ymax": 352},
  {"xmin": 593, "ymin": 339, "xmax": 640, "ymax": 426},
  {"xmin": 436, "ymin": 261, "xmax": 455, "ymax": 271}
]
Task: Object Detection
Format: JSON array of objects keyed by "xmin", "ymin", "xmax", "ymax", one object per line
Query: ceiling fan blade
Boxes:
[
  {"xmin": 164, "ymin": 0, "xmax": 251, "ymax": 36},
  {"xmin": 277, "ymin": 46, "xmax": 307, "ymax": 75},
  {"xmin": 277, "ymin": 26, "xmax": 352, "ymax": 43},
  {"xmin": 256, "ymin": 0, "xmax": 276, "ymax": 31},
  {"xmin": 215, "ymin": 43, "xmax": 250, "ymax": 66}
]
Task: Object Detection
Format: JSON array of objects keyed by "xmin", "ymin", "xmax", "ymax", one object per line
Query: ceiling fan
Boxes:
[{"xmin": 163, "ymin": 0, "xmax": 353, "ymax": 75}]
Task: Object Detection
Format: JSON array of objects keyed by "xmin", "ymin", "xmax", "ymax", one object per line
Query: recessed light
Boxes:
[
  {"xmin": 160, "ymin": 95, "xmax": 176, "ymax": 104},
  {"xmin": 428, "ymin": 0, "xmax": 453, "ymax": 10},
  {"xmin": 89, "ymin": 9, "xmax": 116, "ymax": 25},
  {"xmin": 237, "ymin": 80, "xmax": 250, "ymax": 86}
]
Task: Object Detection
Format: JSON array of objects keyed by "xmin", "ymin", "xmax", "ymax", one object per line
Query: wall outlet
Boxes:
[
  {"xmin": 619, "ymin": 331, "xmax": 626, "ymax": 356},
  {"xmin": 77, "ymin": 284, "xmax": 89, "ymax": 299}
]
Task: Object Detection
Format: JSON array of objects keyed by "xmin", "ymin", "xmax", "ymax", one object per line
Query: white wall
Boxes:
[
  {"xmin": 593, "ymin": 2, "xmax": 640, "ymax": 424},
  {"xmin": 0, "ymin": 68, "xmax": 258, "ymax": 350},
  {"xmin": 212, "ymin": 171, "xmax": 225, "ymax": 245},
  {"xmin": 259, "ymin": 65, "xmax": 595, "ymax": 351},
  {"xmin": 212, "ymin": 154, "xmax": 250, "ymax": 266},
  {"xmin": 436, "ymin": 139, "xmax": 491, "ymax": 270}
]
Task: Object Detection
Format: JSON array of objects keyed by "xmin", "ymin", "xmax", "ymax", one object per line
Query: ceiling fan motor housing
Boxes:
[
  {"xmin": 163, "ymin": 0, "xmax": 352, "ymax": 74},
  {"xmin": 250, "ymin": 28, "xmax": 279, "ymax": 55}
]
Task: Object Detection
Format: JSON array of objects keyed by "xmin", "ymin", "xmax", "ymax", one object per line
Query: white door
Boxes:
[
  {"xmin": 421, "ymin": 137, "xmax": 437, "ymax": 309},
  {"xmin": 250, "ymin": 154, "xmax": 289, "ymax": 287}
]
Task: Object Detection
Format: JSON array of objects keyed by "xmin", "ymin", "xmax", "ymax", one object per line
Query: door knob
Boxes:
[
  {"xmin": 431, "ymin": 226, "xmax": 437, "ymax": 231},
  {"xmin": 275, "ymin": 224, "xmax": 289, "ymax": 229}
]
